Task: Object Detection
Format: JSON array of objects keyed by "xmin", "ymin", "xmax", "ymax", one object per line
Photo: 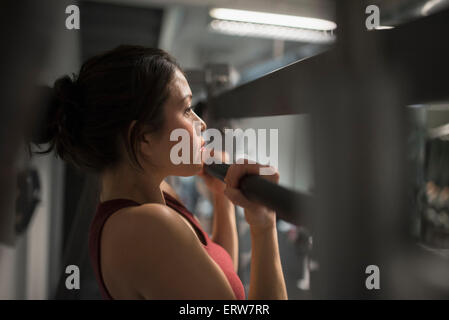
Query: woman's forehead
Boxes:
[{"xmin": 170, "ymin": 69, "xmax": 191, "ymax": 99}]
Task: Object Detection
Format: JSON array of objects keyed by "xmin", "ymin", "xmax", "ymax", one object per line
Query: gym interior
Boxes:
[{"xmin": 0, "ymin": 0, "xmax": 448, "ymax": 300}]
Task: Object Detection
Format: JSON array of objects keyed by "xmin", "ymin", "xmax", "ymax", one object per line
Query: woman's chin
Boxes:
[
  {"xmin": 193, "ymin": 162, "xmax": 204, "ymax": 173},
  {"xmin": 187, "ymin": 162, "xmax": 204, "ymax": 176}
]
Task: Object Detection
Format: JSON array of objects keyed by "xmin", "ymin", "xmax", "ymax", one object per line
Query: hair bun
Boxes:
[{"xmin": 32, "ymin": 75, "xmax": 84, "ymax": 146}]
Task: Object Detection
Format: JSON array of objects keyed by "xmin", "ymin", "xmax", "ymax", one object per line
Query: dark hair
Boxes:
[{"xmin": 30, "ymin": 45, "xmax": 183, "ymax": 173}]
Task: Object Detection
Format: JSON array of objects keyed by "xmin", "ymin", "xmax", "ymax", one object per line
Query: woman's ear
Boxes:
[
  {"xmin": 128, "ymin": 120, "xmax": 151, "ymax": 144},
  {"xmin": 128, "ymin": 120, "xmax": 151, "ymax": 152},
  {"xmin": 139, "ymin": 131, "xmax": 154, "ymax": 165},
  {"xmin": 128, "ymin": 120, "xmax": 152, "ymax": 162},
  {"xmin": 140, "ymin": 131, "xmax": 151, "ymax": 145},
  {"xmin": 127, "ymin": 120, "xmax": 137, "ymax": 143},
  {"xmin": 139, "ymin": 125, "xmax": 155, "ymax": 155}
]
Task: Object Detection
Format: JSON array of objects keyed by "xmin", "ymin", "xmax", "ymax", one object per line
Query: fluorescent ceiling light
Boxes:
[
  {"xmin": 421, "ymin": 0, "xmax": 443, "ymax": 16},
  {"xmin": 209, "ymin": 8, "xmax": 337, "ymax": 31},
  {"xmin": 374, "ymin": 25, "xmax": 395, "ymax": 30},
  {"xmin": 209, "ymin": 20, "xmax": 335, "ymax": 43}
]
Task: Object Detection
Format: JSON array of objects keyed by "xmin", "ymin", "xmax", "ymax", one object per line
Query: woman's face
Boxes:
[{"xmin": 140, "ymin": 68, "xmax": 207, "ymax": 177}]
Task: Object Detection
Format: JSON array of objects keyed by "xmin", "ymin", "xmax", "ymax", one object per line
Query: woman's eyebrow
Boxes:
[{"xmin": 181, "ymin": 94, "xmax": 192, "ymax": 102}]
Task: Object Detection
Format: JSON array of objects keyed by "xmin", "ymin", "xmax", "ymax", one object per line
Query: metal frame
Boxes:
[
  {"xmin": 209, "ymin": 7, "xmax": 449, "ymax": 119},
  {"xmin": 206, "ymin": 2, "xmax": 449, "ymax": 299}
]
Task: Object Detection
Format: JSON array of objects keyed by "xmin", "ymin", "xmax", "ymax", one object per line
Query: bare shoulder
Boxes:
[
  {"xmin": 101, "ymin": 202, "xmax": 236, "ymax": 299},
  {"xmin": 101, "ymin": 202, "xmax": 202, "ymax": 268},
  {"xmin": 103, "ymin": 202, "xmax": 184, "ymax": 243},
  {"xmin": 100, "ymin": 203, "xmax": 193, "ymax": 295}
]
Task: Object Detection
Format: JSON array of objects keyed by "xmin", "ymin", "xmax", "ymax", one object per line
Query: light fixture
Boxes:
[
  {"xmin": 374, "ymin": 25, "xmax": 395, "ymax": 30},
  {"xmin": 209, "ymin": 8, "xmax": 337, "ymax": 31},
  {"xmin": 209, "ymin": 20, "xmax": 335, "ymax": 43},
  {"xmin": 208, "ymin": 8, "xmax": 336, "ymax": 43},
  {"xmin": 421, "ymin": 0, "xmax": 443, "ymax": 16}
]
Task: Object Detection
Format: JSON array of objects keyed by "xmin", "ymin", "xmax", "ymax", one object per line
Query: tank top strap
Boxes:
[{"xmin": 162, "ymin": 191, "xmax": 209, "ymax": 246}]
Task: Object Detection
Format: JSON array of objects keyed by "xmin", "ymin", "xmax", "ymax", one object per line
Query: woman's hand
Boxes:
[
  {"xmin": 197, "ymin": 149, "xmax": 230, "ymax": 196},
  {"xmin": 223, "ymin": 158, "xmax": 279, "ymax": 232}
]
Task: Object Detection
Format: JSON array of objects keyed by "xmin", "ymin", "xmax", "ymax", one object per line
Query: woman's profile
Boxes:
[{"xmin": 30, "ymin": 45, "xmax": 288, "ymax": 300}]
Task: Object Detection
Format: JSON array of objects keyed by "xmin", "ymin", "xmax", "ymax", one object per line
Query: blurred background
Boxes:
[{"xmin": 1, "ymin": 0, "xmax": 449, "ymax": 299}]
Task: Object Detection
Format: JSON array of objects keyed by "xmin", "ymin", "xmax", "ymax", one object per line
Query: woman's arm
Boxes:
[
  {"xmin": 105, "ymin": 203, "xmax": 238, "ymax": 300},
  {"xmin": 196, "ymin": 150, "xmax": 239, "ymax": 272},
  {"xmin": 210, "ymin": 193, "xmax": 239, "ymax": 272},
  {"xmin": 223, "ymin": 160, "xmax": 288, "ymax": 300},
  {"xmin": 248, "ymin": 224, "xmax": 288, "ymax": 300}
]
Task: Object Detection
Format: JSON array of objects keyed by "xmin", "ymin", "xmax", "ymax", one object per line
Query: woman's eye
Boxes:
[{"xmin": 184, "ymin": 106, "xmax": 193, "ymax": 115}]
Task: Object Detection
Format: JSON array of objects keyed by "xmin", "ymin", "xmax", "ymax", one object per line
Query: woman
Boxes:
[{"xmin": 32, "ymin": 45, "xmax": 287, "ymax": 300}]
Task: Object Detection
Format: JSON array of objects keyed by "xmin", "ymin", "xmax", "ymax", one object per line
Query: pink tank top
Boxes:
[{"xmin": 88, "ymin": 191, "xmax": 246, "ymax": 300}]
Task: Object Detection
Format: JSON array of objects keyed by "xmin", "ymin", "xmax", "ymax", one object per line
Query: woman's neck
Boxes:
[{"xmin": 100, "ymin": 163, "xmax": 166, "ymax": 205}]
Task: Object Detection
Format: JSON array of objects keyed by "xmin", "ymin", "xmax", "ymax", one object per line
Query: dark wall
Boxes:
[{"xmin": 80, "ymin": 1, "xmax": 163, "ymax": 61}]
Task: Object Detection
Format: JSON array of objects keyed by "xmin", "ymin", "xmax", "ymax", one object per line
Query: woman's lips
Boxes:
[{"xmin": 200, "ymin": 140, "xmax": 206, "ymax": 151}]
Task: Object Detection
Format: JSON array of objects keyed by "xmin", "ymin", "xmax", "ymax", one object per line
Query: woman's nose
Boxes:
[
  {"xmin": 201, "ymin": 119, "xmax": 207, "ymax": 132},
  {"xmin": 194, "ymin": 111, "xmax": 207, "ymax": 131}
]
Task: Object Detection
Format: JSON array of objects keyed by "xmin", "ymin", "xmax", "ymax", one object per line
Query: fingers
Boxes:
[
  {"xmin": 224, "ymin": 186, "xmax": 255, "ymax": 209},
  {"xmin": 222, "ymin": 150, "xmax": 230, "ymax": 163},
  {"xmin": 224, "ymin": 158, "xmax": 279, "ymax": 189},
  {"xmin": 203, "ymin": 147, "xmax": 231, "ymax": 166},
  {"xmin": 224, "ymin": 158, "xmax": 260, "ymax": 188},
  {"xmin": 222, "ymin": 158, "xmax": 280, "ymax": 213}
]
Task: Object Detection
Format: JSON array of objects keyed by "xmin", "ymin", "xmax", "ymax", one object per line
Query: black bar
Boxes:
[
  {"xmin": 204, "ymin": 163, "xmax": 311, "ymax": 226},
  {"xmin": 208, "ymin": 8, "xmax": 449, "ymax": 120},
  {"xmin": 208, "ymin": 52, "xmax": 331, "ymax": 119},
  {"xmin": 384, "ymin": 7, "xmax": 449, "ymax": 104}
]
